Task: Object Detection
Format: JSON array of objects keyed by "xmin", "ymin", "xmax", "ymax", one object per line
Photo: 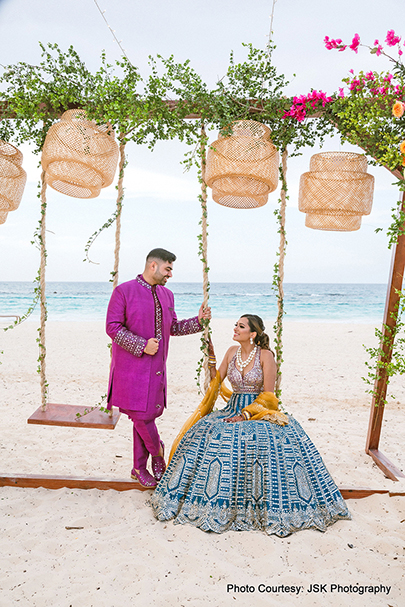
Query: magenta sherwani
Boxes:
[{"xmin": 106, "ymin": 275, "xmax": 201, "ymax": 417}]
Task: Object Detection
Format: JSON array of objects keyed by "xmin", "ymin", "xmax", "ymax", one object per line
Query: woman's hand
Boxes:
[{"xmin": 224, "ymin": 415, "xmax": 244, "ymax": 423}]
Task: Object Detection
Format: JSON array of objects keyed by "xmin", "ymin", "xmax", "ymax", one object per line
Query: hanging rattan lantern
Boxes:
[
  {"xmin": 205, "ymin": 120, "xmax": 279, "ymax": 209},
  {"xmin": 298, "ymin": 152, "xmax": 374, "ymax": 231},
  {"xmin": 41, "ymin": 109, "xmax": 119, "ymax": 199},
  {"xmin": 0, "ymin": 140, "xmax": 27, "ymax": 224}
]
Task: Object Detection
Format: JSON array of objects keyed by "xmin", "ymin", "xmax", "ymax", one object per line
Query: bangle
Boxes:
[{"xmin": 241, "ymin": 410, "xmax": 251, "ymax": 420}]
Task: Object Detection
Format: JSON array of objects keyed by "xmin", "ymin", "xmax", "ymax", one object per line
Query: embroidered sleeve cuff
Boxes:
[
  {"xmin": 114, "ymin": 327, "xmax": 147, "ymax": 357},
  {"xmin": 170, "ymin": 315, "xmax": 202, "ymax": 336}
]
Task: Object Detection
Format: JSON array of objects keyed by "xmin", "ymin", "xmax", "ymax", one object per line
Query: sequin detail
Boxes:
[
  {"xmin": 151, "ymin": 345, "xmax": 351, "ymax": 536},
  {"xmin": 135, "ymin": 274, "xmax": 201, "ymax": 338},
  {"xmin": 227, "ymin": 347, "xmax": 264, "ymax": 394},
  {"xmin": 170, "ymin": 316, "xmax": 201, "ymax": 336},
  {"xmin": 151, "ymin": 394, "xmax": 351, "ymax": 536},
  {"xmin": 151, "ymin": 285, "xmax": 163, "ymax": 340},
  {"xmin": 114, "ymin": 327, "xmax": 146, "ymax": 357},
  {"xmin": 135, "ymin": 274, "xmax": 152, "ymax": 291}
]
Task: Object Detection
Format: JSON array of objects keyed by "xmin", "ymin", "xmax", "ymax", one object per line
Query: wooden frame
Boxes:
[
  {"xmin": 1, "ymin": 103, "xmax": 404, "ymax": 484},
  {"xmin": 1, "ymin": 474, "xmax": 403, "ymax": 498},
  {"xmin": 365, "ymin": 190, "xmax": 405, "ymax": 481}
]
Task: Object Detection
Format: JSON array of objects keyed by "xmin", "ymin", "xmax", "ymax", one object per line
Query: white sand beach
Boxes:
[{"xmin": 1, "ymin": 319, "xmax": 404, "ymax": 606}]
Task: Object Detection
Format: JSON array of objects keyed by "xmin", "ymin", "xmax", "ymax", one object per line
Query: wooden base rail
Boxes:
[{"xmin": 1, "ymin": 474, "xmax": 404, "ymax": 498}]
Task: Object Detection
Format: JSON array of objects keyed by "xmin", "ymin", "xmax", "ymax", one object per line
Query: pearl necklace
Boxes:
[{"xmin": 236, "ymin": 345, "xmax": 257, "ymax": 370}]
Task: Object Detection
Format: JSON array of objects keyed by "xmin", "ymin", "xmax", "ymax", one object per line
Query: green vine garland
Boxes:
[{"xmin": 1, "ymin": 37, "xmax": 405, "ymax": 401}]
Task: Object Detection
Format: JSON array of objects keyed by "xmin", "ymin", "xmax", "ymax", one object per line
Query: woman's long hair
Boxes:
[{"xmin": 241, "ymin": 314, "xmax": 272, "ymax": 352}]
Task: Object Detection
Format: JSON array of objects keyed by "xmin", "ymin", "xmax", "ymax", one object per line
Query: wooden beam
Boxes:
[
  {"xmin": 27, "ymin": 403, "xmax": 121, "ymax": 429},
  {"xmin": 367, "ymin": 449, "xmax": 405, "ymax": 481},
  {"xmin": 338, "ymin": 487, "xmax": 389, "ymax": 499},
  {"xmin": 0, "ymin": 474, "xmax": 401, "ymax": 499},
  {"xmin": 0, "ymin": 474, "xmax": 151, "ymax": 491},
  {"xmin": 365, "ymin": 191, "xmax": 405, "ymax": 480},
  {"xmin": 389, "ymin": 489, "xmax": 405, "ymax": 497}
]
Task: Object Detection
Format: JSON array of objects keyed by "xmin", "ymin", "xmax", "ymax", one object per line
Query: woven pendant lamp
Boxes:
[
  {"xmin": 0, "ymin": 140, "xmax": 27, "ymax": 224},
  {"xmin": 41, "ymin": 110, "xmax": 119, "ymax": 199},
  {"xmin": 205, "ymin": 120, "xmax": 279, "ymax": 209},
  {"xmin": 298, "ymin": 152, "xmax": 374, "ymax": 231}
]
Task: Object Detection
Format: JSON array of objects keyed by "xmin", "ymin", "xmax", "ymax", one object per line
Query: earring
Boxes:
[{"xmin": 250, "ymin": 337, "xmax": 254, "ymax": 345}]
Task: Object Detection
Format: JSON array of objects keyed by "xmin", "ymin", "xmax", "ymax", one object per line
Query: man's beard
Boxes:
[{"xmin": 154, "ymin": 271, "xmax": 168, "ymax": 285}]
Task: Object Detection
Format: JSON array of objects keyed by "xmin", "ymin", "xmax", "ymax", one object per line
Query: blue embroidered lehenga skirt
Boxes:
[{"xmin": 151, "ymin": 393, "xmax": 351, "ymax": 536}]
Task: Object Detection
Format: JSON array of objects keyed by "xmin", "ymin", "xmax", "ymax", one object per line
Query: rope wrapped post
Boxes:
[
  {"xmin": 200, "ymin": 125, "xmax": 210, "ymax": 393},
  {"xmin": 111, "ymin": 135, "xmax": 126, "ymax": 291},
  {"xmin": 39, "ymin": 171, "xmax": 48, "ymax": 410},
  {"xmin": 274, "ymin": 149, "xmax": 288, "ymax": 397}
]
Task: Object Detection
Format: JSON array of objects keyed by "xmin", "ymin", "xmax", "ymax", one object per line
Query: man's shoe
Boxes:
[
  {"xmin": 152, "ymin": 440, "xmax": 166, "ymax": 481},
  {"xmin": 131, "ymin": 468, "xmax": 157, "ymax": 488}
]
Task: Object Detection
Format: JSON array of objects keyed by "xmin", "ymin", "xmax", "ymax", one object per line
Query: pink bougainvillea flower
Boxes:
[
  {"xmin": 400, "ymin": 141, "xmax": 405, "ymax": 154},
  {"xmin": 282, "ymin": 90, "xmax": 333, "ymax": 122},
  {"xmin": 349, "ymin": 33, "xmax": 360, "ymax": 53},
  {"xmin": 393, "ymin": 101, "xmax": 405, "ymax": 118},
  {"xmin": 386, "ymin": 30, "xmax": 401, "ymax": 47},
  {"xmin": 399, "ymin": 49, "xmax": 403, "ymax": 56},
  {"xmin": 338, "ymin": 87, "xmax": 345, "ymax": 98},
  {"xmin": 349, "ymin": 69, "xmax": 354, "ymax": 74},
  {"xmin": 366, "ymin": 71, "xmax": 375, "ymax": 80},
  {"xmin": 324, "ymin": 36, "xmax": 347, "ymax": 51},
  {"xmin": 373, "ymin": 39, "xmax": 383, "ymax": 55}
]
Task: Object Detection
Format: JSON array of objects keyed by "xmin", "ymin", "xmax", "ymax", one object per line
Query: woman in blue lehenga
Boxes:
[{"xmin": 151, "ymin": 314, "xmax": 350, "ymax": 536}]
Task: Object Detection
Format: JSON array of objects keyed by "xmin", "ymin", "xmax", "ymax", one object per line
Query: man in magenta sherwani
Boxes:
[{"xmin": 106, "ymin": 248, "xmax": 211, "ymax": 487}]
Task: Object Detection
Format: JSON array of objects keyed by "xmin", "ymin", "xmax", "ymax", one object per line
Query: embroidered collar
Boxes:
[{"xmin": 136, "ymin": 274, "xmax": 152, "ymax": 291}]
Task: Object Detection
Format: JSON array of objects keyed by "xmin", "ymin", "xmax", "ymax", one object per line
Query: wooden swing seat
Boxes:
[{"xmin": 27, "ymin": 403, "xmax": 121, "ymax": 429}]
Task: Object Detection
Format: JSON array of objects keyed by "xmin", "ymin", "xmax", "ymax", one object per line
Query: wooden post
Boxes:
[{"xmin": 365, "ymin": 190, "xmax": 405, "ymax": 481}]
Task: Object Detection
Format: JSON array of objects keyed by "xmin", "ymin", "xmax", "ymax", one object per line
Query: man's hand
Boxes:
[
  {"xmin": 144, "ymin": 338, "xmax": 159, "ymax": 355},
  {"xmin": 198, "ymin": 304, "xmax": 212, "ymax": 323}
]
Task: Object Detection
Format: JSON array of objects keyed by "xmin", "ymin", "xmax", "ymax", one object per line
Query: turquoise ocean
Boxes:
[{"xmin": 0, "ymin": 282, "xmax": 388, "ymax": 323}]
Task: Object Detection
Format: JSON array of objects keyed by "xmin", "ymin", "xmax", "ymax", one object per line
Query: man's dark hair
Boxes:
[{"xmin": 146, "ymin": 248, "xmax": 176, "ymax": 263}]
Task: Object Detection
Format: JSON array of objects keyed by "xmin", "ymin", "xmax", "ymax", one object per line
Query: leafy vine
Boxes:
[
  {"xmin": 363, "ymin": 290, "xmax": 405, "ymax": 404},
  {"xmin": 2, "ymin": 33, "xmax": 405, "ymax": 402},
  {"xmin": 272, "ymin": 154, "xmax": 288, "ymax": 401}
]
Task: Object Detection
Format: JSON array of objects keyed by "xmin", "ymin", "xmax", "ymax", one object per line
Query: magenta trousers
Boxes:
[{"xmin": 120, "ymin": 409, "xmax": 161, "ymax": 470}]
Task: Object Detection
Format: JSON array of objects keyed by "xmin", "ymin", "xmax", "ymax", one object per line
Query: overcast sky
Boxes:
[{"xmin": 0, "ymin": 0, "xmax": 403, "ymax": 283}]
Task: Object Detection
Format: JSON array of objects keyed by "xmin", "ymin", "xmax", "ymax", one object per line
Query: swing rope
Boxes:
[
  {"xmin": 275, "ymin": 148, "xmax": 288, "ymax": 395},
  {"xmin": 112, "ymin": 135, "xmax": 126, "ymax": 291},
  {"xmin": 39, "ymin": 170, "xmax": 48, "ymax": 411},
  {"xmin": 199, "ymin": 125, "xmax": 210, "ymax": 392}
]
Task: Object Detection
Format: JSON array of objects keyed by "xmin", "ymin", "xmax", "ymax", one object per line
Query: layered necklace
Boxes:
[{"xmin": 236, "ymin": 345, "xmax": 257, "ymax": 371}]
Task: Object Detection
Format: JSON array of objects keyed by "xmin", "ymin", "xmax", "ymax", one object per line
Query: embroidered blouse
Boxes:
[{"xmin": 227, "ymin": 347, "xmax": 264, "ymax": 394}]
